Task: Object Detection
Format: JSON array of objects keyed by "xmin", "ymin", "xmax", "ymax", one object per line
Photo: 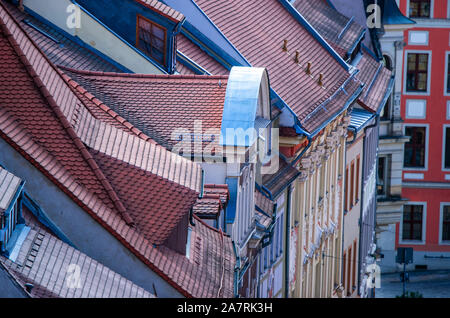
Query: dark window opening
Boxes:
[
  {"xmin": 377, "ymin": 157, "xmax": 388, "ymax": 196},
  {"xmin": 137, "ymin": 15, "xmax": 167, "ymax": 67},
  {"xmin": 409, "ymin": 0, "xmax": 431, "ymax": 18},
  {"xmin": 443, "ymin": 206, "xmax": 450, "ymax": 241},
  {"xmin": 445, "ymin": 127, "xmax": 450, "ymax": 169},
  {"xmin": 404, "ymin": 126, "xmax": 426, "ymax": 168},
  {"xmin": 402, "ymin": 205, "xmax": 424, "ymax": 241},
  {"xmin": 447, "ymin": 55, "xmax": 450, "ymax": 94},
  {"xmin": 406, "ymin": 53, "xmax": 429, "ymax": 92}
]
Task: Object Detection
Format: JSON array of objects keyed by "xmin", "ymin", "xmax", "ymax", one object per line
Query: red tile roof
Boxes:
[
  {"xmin": 177, "ymin": 34, "xmax": 229, "ymax": 76},
  {"xmin": 193, "ymin": 194, "xmax": 222, "ymax": 216},
  {"xmin": 355, "ymin": 48, "xmax": 393, "ymax": 113},
  {"xmin": 261, "ymin": 155, "xmax": 300, "ymax": 198},
  {"xmin": 290, "ymin": 1, "xmax": 393, "ymax": 114},
  {"xmin": 255, "ymin": 190, "xmax": 275, "ymax": 217},
  {"xmin": 0, "ymin": 2, "xmax": 234, "ymax": 298},
  {"xmin": 60, "ymin": 67, "xmax": 228, "ymax": 151},
  {"xmin": 203, "ymin": 184, "xmax": 229, "ymax": 206},
  {"xmin": 292, "ymin": 0, "xmax": 364, "ymax": 58},
  {"xmin": 137, "ymin": 0, "xmax": 184, "ymax": 23},
  {"xmin": 193, "ymin": 0, "xmax": 361, "ymax": 133}
]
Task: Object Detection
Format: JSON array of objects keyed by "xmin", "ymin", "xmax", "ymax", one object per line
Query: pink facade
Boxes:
[{"xmin": 397, "ymin": 0, "xmax": 450, "ymax": 264}]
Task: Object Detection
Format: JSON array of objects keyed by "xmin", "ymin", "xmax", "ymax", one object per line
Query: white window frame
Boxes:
[
  {"xmin": 445, "ymin": 53, "xmax": 450, "ymax": 97},
  {"xmin": 443, "ymin": 124, "xmax": 450, "ymax": 171},
  {"xmin": 403, "ymin": 50, "xmax": 432, "ymax": 96},
  {"xmin": 405, "ymin": 99, "xmax": 427, "ymax": 119},
  {"xmin": 439, "ymin": 202, "xmax": 450, "ymax": 245},
  {"xmin": 448, "ymin": 0, "xmax": 450, "ymax": 18},
  {"xmin": 408, "ymin": 31, "xmax": 429, "ymax": 46},
  {"xmin": 406, "ymin": 0, "xmax": 434, "ymax": 18},
  {"xmin": 403, "ymin": 123, "xmax": 429, "ymax": 171},
  {"xmin": 399, "ymin": 202, "xmax": 427, "ymax": 245},
  {"xmin": 447, "ymin": 101, "xmax": 450, "ymax": 120}
]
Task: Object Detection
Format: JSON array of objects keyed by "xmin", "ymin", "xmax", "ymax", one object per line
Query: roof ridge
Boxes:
[
  {"xmin": 136, "ymin": 0, "xmax": 184, "ymax": 23},
  {"xmin": 0, "ymin": 1, "xmax": 135, "ymax": 226},
  {"xmin": 58, "ymin": 64, "xmax": 229, "ymax": 81}
]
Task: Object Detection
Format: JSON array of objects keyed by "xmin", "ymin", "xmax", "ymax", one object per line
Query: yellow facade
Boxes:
[{"xmin": 287, "ymin": 113, "xmax": 350, "ymax": 298}]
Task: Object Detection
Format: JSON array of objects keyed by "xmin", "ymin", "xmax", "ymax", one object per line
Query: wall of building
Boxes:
[
  {"xmin": 292, "ymin": 114, "xmax": 348, "ymax": 298},
  {"xmin": 390, "ymin": 0, "xmax": 450, "ymax": 270},
  {"xmin": 0, "ymin": 138, "xmax": 183, "ymax": 298},
  {"xmin": 74, "ymin": 0, "xmax": 177, "ymax": 72},
  {"xmin": 23, "ymin": 0, "xmax": 164, "ymax": 74},
  {"xmin": 343, "ymin": 132, "xmax": 364, "ymax": 297}
]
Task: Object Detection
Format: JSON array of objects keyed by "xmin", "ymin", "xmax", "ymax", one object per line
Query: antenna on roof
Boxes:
[
  {"xmin": 294, "ymin": 50, "xmax": 300, "ymax": 64},
  {"xmin": 282, "ymin": 39, "xmax": 288, "ymax": 52}
]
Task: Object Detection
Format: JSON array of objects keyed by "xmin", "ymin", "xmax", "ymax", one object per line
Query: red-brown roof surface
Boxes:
[
  {"xmin": 137, "ymin": 0, "xmax": 184, "ymax": 23},
  {"xmin": 61, "ymin": 67, "xmax": 228, "ymax": 151},
  {"xmin": 355, "ymin": 48, "xmax": 393, "ymax": 113},
  {"xmin": 292, "ymin": 0, "xmax": 364, "ymax": 58},
  {"xmin": 193, "ymin": 0, "xmax": 361, "ymax": 133},
  {"xmin": 291, "ymin": 1, "xmax": 393, "ymax": 114},
  {"xmin": 0, "ymin": 2, "xmax": 234, "ymax": 298},
  {"xmin": 177, "ymin": 34, "xmax": 229, "ymax": 76},
  {"xmin": 193, "ymin": 194, "xmax": 222, "ymax": 216}
]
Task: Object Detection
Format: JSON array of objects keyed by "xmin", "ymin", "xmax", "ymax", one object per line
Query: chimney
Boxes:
[
  {"xmin": 318, "ymin": 73, "xmax": 324, "ymax": 87},
  {"xmin": 18, "ymin": 0, "xmax": 24, "ymax": 11},
  {"xmin": 294, "ymin": 51, "xmax": 300, "ymax": 64},
  {"xmin": 305, "ymin": 62, "xmax": 312, "ymax": 75},
  {"xmin": 282, "ymin": 39, "xmax": 288, "ymax": 52}
]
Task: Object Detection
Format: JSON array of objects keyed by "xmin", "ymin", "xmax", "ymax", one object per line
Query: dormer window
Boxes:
[{"xmin": 137, "ymin": 15, "xmax": 167, "ymax": 67}]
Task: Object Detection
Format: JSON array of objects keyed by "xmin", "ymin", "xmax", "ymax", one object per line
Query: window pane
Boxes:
[
  {"xmin": 413, "ymin": 223, "xmax": 422, "ymax": 240},
  {"xmin": 404, "ymin": 127, "xmax": 426, "ymax": 168},
  {"xmin": 443, "ymin": 207, "xmax": 450, "ymax": 241},
  {"xmin": 406, "ymin": 53, "xmax": 429, "ymax": 92},
  {"xmin": 410, "ymin": 0, "xmax": 431, "ymax": 18},
  {"xmin": 137, "ymin": 16, "xmax": 166, "ymax": 66},
  {"xmin": 403, "ymin": 205, "xmax": 423, "ymax": 241}
]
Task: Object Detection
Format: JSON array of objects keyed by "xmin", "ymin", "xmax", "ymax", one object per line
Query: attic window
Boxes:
[{"xmin": 137, "ymin": 15, "xmax": 167, "ymax": 67}]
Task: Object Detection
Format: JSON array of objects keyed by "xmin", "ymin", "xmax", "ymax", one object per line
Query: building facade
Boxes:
[{"xmin": 391, "ymin": 0, "xmax": 450, "ymax": 271}]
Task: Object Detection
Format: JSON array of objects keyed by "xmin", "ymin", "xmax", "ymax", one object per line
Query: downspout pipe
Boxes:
[
  {"xmin": 284, "ymin": 185, "xmax": 292, "ymax": 298},
  {"xmin": 357, "ymin": 114, "xmax": 379, "ymax": 296},
  {"xmin": 232, "ymin": 241, "xmax": 240, "ymax": 298}
]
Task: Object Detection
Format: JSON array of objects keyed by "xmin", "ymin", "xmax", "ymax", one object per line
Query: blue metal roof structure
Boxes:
[
  {"xmin": 349, "ymin": 108, "xmax": 375, "ymax": 132},
  {"xmin": 381, "ymin": 0, "xmax": 415, "ymax": 25},
  {"xmin": 220, "ymin": 67, "xmax": 270, "ymax": 147}
]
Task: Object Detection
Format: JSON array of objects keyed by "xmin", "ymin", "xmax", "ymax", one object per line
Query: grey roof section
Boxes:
[
  {"xmin": 0, "ymin": 166, "xmax": 22, "ymax": 215},
  {"xmin": 0, "ymin": 228, "xmax": 155, "ymax": 298}
]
